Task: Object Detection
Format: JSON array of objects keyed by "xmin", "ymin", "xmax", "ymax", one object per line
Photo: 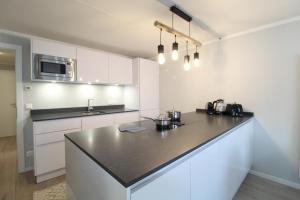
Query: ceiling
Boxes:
[
  {"xmin": 0, "ymin": 48, "xmax": 15, "ymax": 70},
  {"xmin": 0, "ymin": 0, "xmax": 300, "ymax": 58}
]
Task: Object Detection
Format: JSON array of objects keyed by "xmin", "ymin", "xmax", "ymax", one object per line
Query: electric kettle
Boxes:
[{"xmin": 213, "ymin": 99, "xmax": 226, "ymax": 114}]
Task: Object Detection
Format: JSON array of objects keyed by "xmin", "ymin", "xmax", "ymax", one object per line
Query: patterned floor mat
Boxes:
[{"xmin": 33, "ymin": 182, "xmax": 66, "ymax": 200}]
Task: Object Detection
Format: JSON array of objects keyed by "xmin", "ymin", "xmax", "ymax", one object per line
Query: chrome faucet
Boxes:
[{"xmin": 87, "ymin": 99, "xmax": 95, "ymax": 112}]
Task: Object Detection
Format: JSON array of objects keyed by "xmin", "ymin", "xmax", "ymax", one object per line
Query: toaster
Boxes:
[{"xmin": 225, "ymin": 103, "xmax": 243, "ymax": 117}]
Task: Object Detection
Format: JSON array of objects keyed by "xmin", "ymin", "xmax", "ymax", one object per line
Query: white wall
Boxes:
[
  {"xmin": 0, "ymin": 69, "xmax": 16, "ymax": 137},
  {"xmin": 160, "ymin": 21, "xmax": 300, "ymax": 185}
]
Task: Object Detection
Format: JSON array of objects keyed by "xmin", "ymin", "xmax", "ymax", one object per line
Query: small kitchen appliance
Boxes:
[
  {"xmin": 225, "ymin": 103, "xmax": 244, "ymax": 117},
  {"xmin": 206, "ymin": 102, "xmax": 214, "ymax": 115},
  {"xmin": 33, "ymin": 54, "xmax": 76, "ymax": 82},
  {"xmin": 212, "ymin": 99, "xmax": 226, "ymax": 114}
]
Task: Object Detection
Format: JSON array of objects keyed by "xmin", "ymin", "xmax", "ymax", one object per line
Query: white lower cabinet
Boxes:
[
  {"xmin": 190, "ymin": 121, "xmax": 253, "ymax": 200},
  {"xmin": 82, "ymin": 112, "xmax": 139, "ymax": 130},
  {"xmin": 34, "ymin": 128, "xmax": 81, "ymax": 183},
  {"xmin": 35, "ymin": 141, "xmax": 65, "ymax": 175},
  {"xmin": 114, "ymin": 112, "xmax": 139, "ymax": 124},
  {"xmin": 217, "ymin": 121, "xmax": 253, "ymax": 200},
  {"xmin": 131, "ymin": 161, "xmax": 190, "ymax": 200},
  {"xmin": 82, "ymin": 115, "xmax": 114, "ymax": 130},
  {"xmin": 33, "ymin": 111, "xmax": 140, "ymax": 182},
  {"xmin": 191, "ymin": 141, "xmax": 220, "ymax": 200},
  {"xmin": 140, "ymin": 109, "xmax": 159, "ymax": 119}
]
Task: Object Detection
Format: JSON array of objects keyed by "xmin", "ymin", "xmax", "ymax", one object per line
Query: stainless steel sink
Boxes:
[{"xmin": 81, "ymin": 111, "xmax": 102, "ymax": 116}]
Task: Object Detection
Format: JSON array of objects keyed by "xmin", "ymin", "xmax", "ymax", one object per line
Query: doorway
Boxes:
[
  {"xmin": 0, "ymin": 42, "xmax": 24, "ymax": 174},
  {"xmin": 0, "ymin": 48, "xmax": 16, "ymax": 137}
]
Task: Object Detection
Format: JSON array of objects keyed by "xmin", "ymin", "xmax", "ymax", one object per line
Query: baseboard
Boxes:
[
  {"xmin": 23, "ymin": 166, "xmax": 34, "ymax": 172},
  {"xmin": 36, "ymin": 169, "xmax": 65, "ymax": 183},
  {"xmin": 250, "ymin": 170, "xmax": 300, "ymax": 190}
]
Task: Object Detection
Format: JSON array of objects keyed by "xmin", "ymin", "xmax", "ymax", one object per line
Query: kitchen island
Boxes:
[{"xmin": 65, "ymin": 111, "xmax": 254, "ymax": 200}]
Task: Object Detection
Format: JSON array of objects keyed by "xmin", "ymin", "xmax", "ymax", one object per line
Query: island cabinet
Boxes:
[
  {"xmin": 131, "ymin": 161, "xmax": 190, "ymax": 200},
  {"xmin": 190, "ymin": 120, "xmax": 253, "ymax": 200},
  {"xmin": 65, "ymin": 118, "xmax": 254, "ymax": 200}
]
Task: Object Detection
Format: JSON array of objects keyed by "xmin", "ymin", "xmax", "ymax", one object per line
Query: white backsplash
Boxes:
[{"xmin": 24, "ymin": 82, "xmax": 134, "ymax": 109}]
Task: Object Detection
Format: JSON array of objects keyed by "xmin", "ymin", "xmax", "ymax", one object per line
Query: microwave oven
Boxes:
[{"xmin": 33, "ymin": 54, "xmax": 76, "ymax": 82}]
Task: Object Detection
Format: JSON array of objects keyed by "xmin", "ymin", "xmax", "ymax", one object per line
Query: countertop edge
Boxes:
[{"xmin": 31, "ymin": 109, "xmax": 139, "ymax": 122}]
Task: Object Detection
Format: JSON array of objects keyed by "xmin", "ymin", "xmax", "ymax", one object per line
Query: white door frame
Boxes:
[{"xmin": 0, "ymin": 42, "xmax": 25, "ymax": 172}]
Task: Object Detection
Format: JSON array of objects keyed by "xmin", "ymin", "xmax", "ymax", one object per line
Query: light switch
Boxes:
[{"xmin": 25, "ymin": 103, "xmax": 33, "ymax": 110}]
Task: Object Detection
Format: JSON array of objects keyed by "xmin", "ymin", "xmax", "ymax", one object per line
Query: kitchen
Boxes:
[{"xmin": 0, "ymin": 0, "xmax": 300, "ymax": 200}]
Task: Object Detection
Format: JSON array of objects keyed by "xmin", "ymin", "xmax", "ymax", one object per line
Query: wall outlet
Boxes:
[
  {"xmin": 26, "ymin": 150, "xmax": 33, "ymax": 158},
  {"xmin": 24, "ymin": 85, "xmax": 32, "ymax": 91},
  {"xmin": 25, "ymin": 103, "xmax": 33, "ymax": 110}
]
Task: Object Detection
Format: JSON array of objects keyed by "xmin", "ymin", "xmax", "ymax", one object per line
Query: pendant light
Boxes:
[
  {"xmin": 154, "ymin": 6, "xmax": 202, "ymax": 69},
  {"xmin": 184, "ymin": 41, "xmax": 191, "ymax": 71},
  {"xmin": 194, "ymin": 46, "xmax": 200, "ymax": 67},
  {"xmin": 171, "ymin": 35, "xmax": 179, "ymax": 61},
  {"xmin": 157, "ymin": 28, "xmax": 165, "ymax": 65},
  {"xmin": 171, "ymin": 13, "xmax": 179, "ymax": 61}
]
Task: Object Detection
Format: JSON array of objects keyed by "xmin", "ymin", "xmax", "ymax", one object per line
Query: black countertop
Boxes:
[
  {"xmin": 65, "ymin": 111, "xmax": 253, "ymax": 188},
  {"xmin": 31, "ymin": 105, "xmax": 139, "ymax": 121}
]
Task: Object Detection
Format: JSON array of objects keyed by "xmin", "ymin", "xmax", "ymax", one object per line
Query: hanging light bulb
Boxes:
[
  {"xmin": 171, "ymin": 35, "xmax": 179, "ymax": 61},
  {"xmin": 184, "ymin": 55, "xmax": 191, "ymax": 71},
  {"xmin": 157, "ymin": 28, "xmax": 165, "ymax": 65},
  {"xmin": 183, "ymin": 40, "xmax": 191, "ymax": 71},
  {"xmin": 194, "ymin": 46, "xmax": 200, "ymax": 67}
]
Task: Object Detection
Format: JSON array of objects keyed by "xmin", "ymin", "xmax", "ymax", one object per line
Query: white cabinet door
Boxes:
[
  {"xmin": 131, "ymin": 161, "xmax": 190, "ymax": 200},
  {"xmin": 114, "ymin": 112, "xmax": 139, "ymax": 124},
  {"xmin": 191, "ymin": 144, "xmax": 220, "ymax": 200},
  {"xmin": 32, "ymin": 38, "xmax": 76, "ymax": 59},
  {"xmin": 34, "ymin": 128, "xmax": 80, "ymax": 176},
  {"xmin": 139, "ymin": 58, "xmax": 159, "ymax": 110},
  {"xmin": 33, "ymin": 118, "xmax": 81, "ymax": 135},
  {"xmin": 190, "ymin": 121, "xmax": 253, "ymax": 200},
  {"xmin": 82, "ymin": 115, "xmax": 114, "ymax": 130},
  {"xmin": 35, "ymin": 141, "xmax": 65, "ymax": 175},
  {"xmin": 140, "ymin": 109, "xmax": 159, "ymax": 119},
  {"xmin": 217, "ymin": 121, "xmax": 253, "ymax": 200},
  {"xmin": 77, "ymin": 47, "xmax": 109, "ymax": 84},
  {"xmin": 109, "ymin": 55, "xmax": 133, "ymax": 85}
]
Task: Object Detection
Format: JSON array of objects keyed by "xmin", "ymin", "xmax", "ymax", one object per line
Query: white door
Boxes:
[
  {"xmin": 0, "ymin": 49, "xmax": 16, "ymax": 137},
  {"xmin": 139, "ymin": 58, "xmax": 159, "ymax": 110}
]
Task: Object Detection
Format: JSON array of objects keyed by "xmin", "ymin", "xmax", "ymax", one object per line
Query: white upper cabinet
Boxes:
[
  {"xmin": 138, "ymin": 58, "xmax": 159, "ymax": 110},
  {"xmin": 109, "ymin": 55, "xmax": 133, "ymax": 85},
  {"xmin": 31, "ymin": 38, "xmax": 134, "ymax": 85},
  {"xmin": 76, "ymin": 47, "xmax": 109, "ymax": 84},
  {"xmin": 32, "ymin": 38, "xmax": 76, "ymax": 59}
]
